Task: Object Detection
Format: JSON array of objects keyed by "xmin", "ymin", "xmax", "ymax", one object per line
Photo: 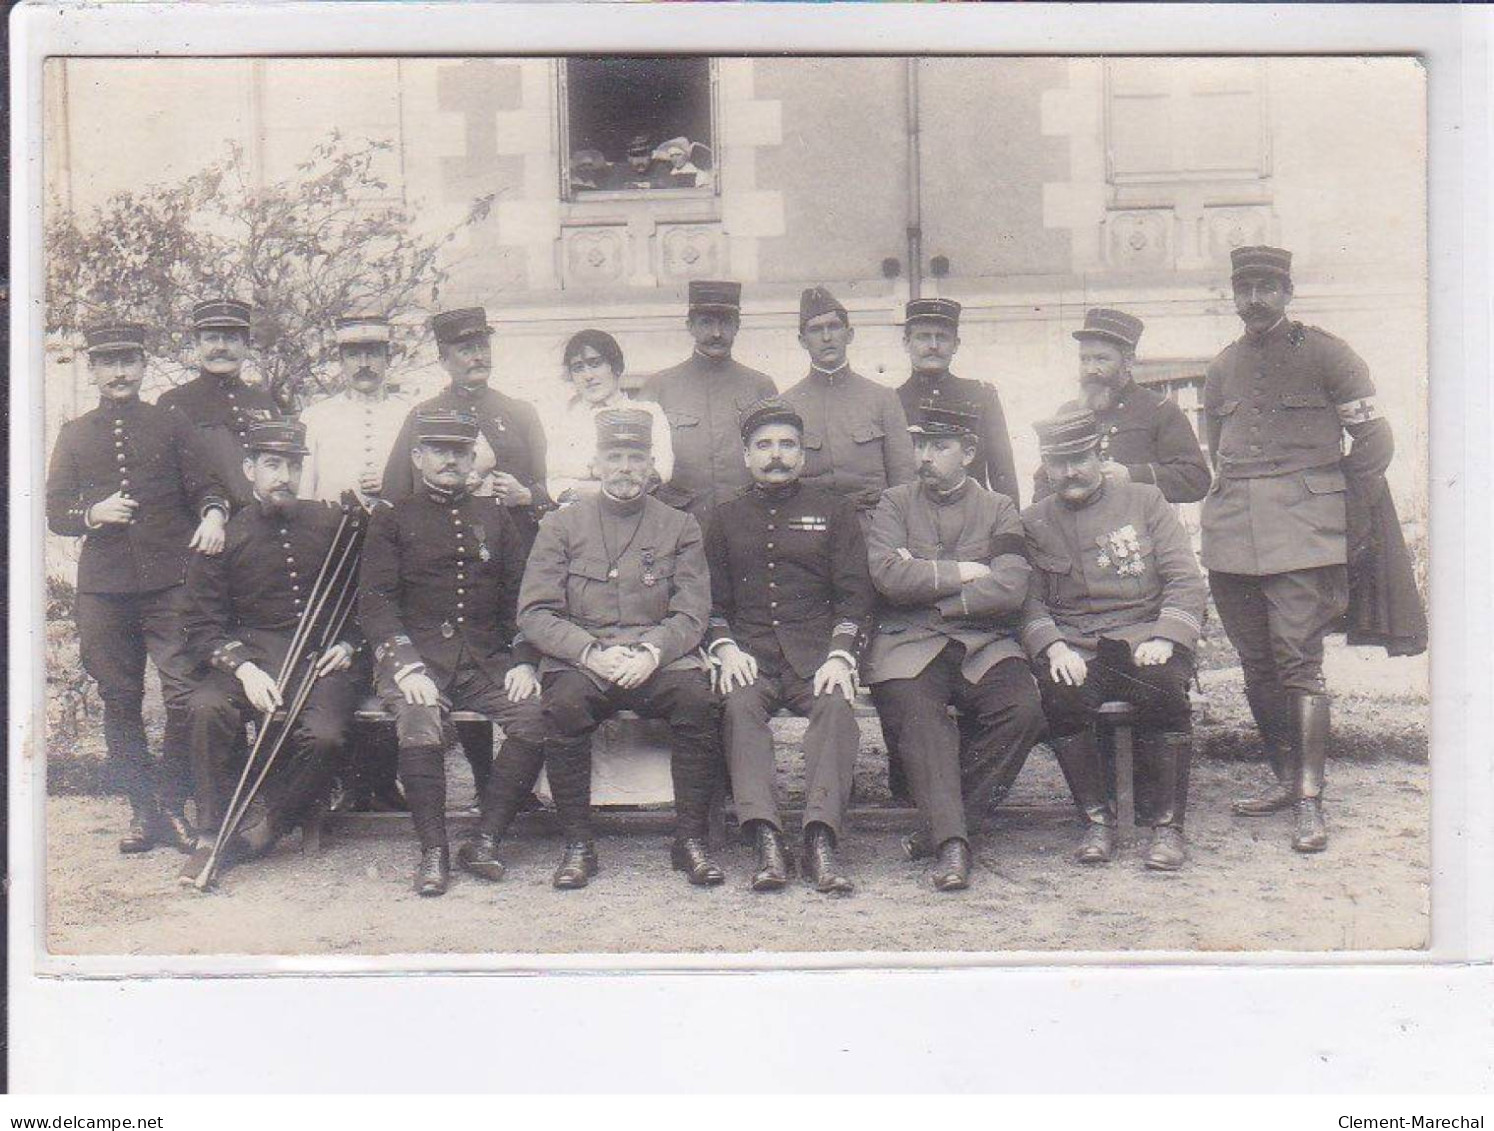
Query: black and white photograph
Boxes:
[{"xmin": 32, "ymin": 51, "xmax": 1431, "ymax": 960}]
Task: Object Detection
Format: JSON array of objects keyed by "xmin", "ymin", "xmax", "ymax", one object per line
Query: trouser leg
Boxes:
[
  {"xmin": 721, "ymin": 676, "xmax": 783, "ymax": 834},
  {"xmin": 953, "ymin": 657, "xmax": 1046, "ymax": 833},
  {"xmin": 541, "ymin": 671, "xmax": 611, "ymax": 842},
  {"xmin": 786, "ymin": 671, "xmax": 859, "ymax": 842},
  {"xmin": 457, "ymin": 668, "xmax": 549, "ymax": 840},
  {"xmin": 141, "ymin": 584, "xmax": 200, "ymax": 815},
  {"xmin": 871, "ymin": 649, "xmax": 965, "ymax": 847},
  {"xmin": 184, "ymin": 671, "xmax": 249, "ymax": 833},
  {"xmin": 273, "ymin": 669, "xmax": 358, "ymax": 833},
  {"xmin": 630, "ymin": 670, "xmax": 720, "ymax": 841},
  {"xmin": 1211, "ymin": 571, "xmax": 1290, "ymax": 757},
  {"xmin": 77, "ymin": 591, "xmax": 155, "ymax": 813},
  {"xmin": 456, "ymin": 719, "xmax": 493, "ymax": 800}
]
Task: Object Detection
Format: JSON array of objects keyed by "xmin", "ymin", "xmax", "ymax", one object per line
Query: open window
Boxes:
[{"xmin": 559, "ymin": 57, "xmax": 717, "ymax": 199}]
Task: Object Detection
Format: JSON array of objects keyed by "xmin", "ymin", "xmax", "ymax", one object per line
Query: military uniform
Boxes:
[
  {"xmin": 1022, "ymin": 409, "xmax": 1208, "ymax": 868},
  {"xmin": 358, "ymin": 410, "xmax": 547, "ymax": 890},
  {"xmin": 895, "ymin": 298, "xmax": 1021, "ymax": 505},
  {"xmin": 156, "ymin": 299, "xmax": 280, "ymax": 513},
  {"xmin": 704, "ymin": 398, "xmax": 874, "ymax": 890},
  {"xmin": 865, "ymin": 407, "xmax": 1046, "ymax": 887},
  {"xmin": 1033, "ymin": 308, "xmax": 1210, "ymax": 505},
  {"xmin": 639, "ymin": 280, "xmax": 779, "ymax": 525},
  {"xmin": 181, "ymin": 423, "xmax": 360, "ymax": 848},
  {"xmin": 45, "ymin": 322, "xmax": 229, "ymax": 847},
  {"xmin": 784, "ymin": 288, "xmax": 917, "ymax": 529},
  {"xmin": 517, "ymin": 408, "xmax": 722, "ymax": 886},
  {"xmin": 1203, "ymin": 245, "xmax": 1394, "ymax": 852}
]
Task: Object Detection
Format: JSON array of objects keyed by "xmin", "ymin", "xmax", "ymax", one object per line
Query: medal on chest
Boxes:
[
  {"xmin": 473, "ymin": 521, "xmax": 491, "ymax": 562},
  {"xmin": 641, "ymin": 548, "xmax": 657, "ymax": 587}
]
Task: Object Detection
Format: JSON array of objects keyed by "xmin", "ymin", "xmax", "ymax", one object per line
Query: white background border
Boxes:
[{"xmin": 9, "ymin": 1, "xmax": 1492, "ymax": 1092}]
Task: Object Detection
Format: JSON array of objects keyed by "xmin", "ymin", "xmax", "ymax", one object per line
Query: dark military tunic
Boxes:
[
  {"xmin": 156, "ymin": 372, "xmax": 280, "ymax": 513},
  {"xmin": 639, "ymin": 352, "xmax": 779, "ymax": 524},
  {"xmin": 1032, "ymin": 380, "xmax": 1211, "ymax": 505},
  {"xmin": 783, "ymin": 365, "xmax": 918, "ymax": 523},
  {"xmin": 897, "ymin": 370, "xmax": 1021, "ymax": 506},
  {"xmin": 381, "ymin": 383, "xmax": 554, "ymax": 539}
]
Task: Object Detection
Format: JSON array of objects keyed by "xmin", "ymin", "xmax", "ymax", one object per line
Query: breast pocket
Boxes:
[
  {"xmin": 666, "ymin": 411, "xmax": 701, "ymax": 433},
  {"xmin": 633, "ymin": 555, "xmax": 677, "ymax": 624},
  {"xmin": 851, "ymin": 423, "xmax": 886, "ymax": 446},
  {"xmin": 565, "ymin": 558, "xmax": 614, "ymax": 626}
]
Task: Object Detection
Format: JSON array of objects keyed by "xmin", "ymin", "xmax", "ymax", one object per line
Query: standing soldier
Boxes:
[
  {"xmin": 1021, "ymin": 410, "xmax": 1208, "ymax": 870},
  {"xmin": 1203, "ymin": 246, "xmax": 1394, "ymax": 853},
  {"xmin": 895, "ymin": 298, "xmax": 1020, "ymax": 505},
  {"xmin": 359, "ymin": 409, "xmax": 549, "ymax": 896},
  {"xmin": 46, "ymin": 321, "xmax": 230, "ymax": 854},
  {"xmin": 157, "ymin": 298, "xmax": 280, "ymax": 512},
  {"xmin": 178, "ymin": 420, "xmax": 361, "ymax": 884},
  {"xmin": 517, "ymin": 408, "xmax": 723, "ymax": 889},
  {"xmin": 705, "ymin": 397, "xmax": 874, "ymax": 895},
  {"xmin": 299, "ymin": 312, "xmax": 411, "ymax": 507},
  {"xmin": 1033, "ymin": 308, "xmax": 1210, "ymax": 505},
  {"xmin": 784, "ymin": 286, "xmax": 917, "ymax": 533},
  {"xmin": 864, "ymin": 403, "xmax": 1047, "ymax": 891},
  {"xmin": 640, "ymin": 280, "xmax": 778, "ymax": 526},
  {"xmin": 382, "ymin": 307, "xmax": 555, "ymax": 804}
]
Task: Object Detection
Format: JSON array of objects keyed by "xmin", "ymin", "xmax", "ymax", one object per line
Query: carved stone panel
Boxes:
[
  {"xmin": 562, "ymin": 225, "xmax": 627, "ymax": 288},
  {"xmin": 1203, "ymin": 205, "xmax": 1273, "ymax": 263},
  {"xmin": 658, "ymin": 224, "xmax": 725, "ymax": 281},
  {"xmin": 1104, "ymin": 208, "xmax": 1174, "ymax": 270}
]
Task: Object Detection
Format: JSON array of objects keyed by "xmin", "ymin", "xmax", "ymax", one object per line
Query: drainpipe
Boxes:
[{"xmin": 905, "ymin": 57, "xmax": 923, "ymax": 302}]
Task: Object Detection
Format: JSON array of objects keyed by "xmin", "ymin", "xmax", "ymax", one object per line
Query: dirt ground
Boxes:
[{"xmin": 42, "ymin": 644, "xmax": 1430, "ymax": 958}]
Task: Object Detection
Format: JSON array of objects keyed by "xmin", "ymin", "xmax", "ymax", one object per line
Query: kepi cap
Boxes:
[
  {"xmin": 244, "ymin": 419, "xmax": 309, "ymax": 457},
  {"xmin": 84, "ymin": 322, "xmax": 147, "ymax": 355},
  {"xmin": 903, "ymin": 298, "xmax": 961, "ymax": 328},
  {"xmin": 1034, "ymin": 409, "xmax": 1102, "ymax": 457},
  {"xmin": 595, "ymin": 407, "xmax": 653, "ymax": 451},
  {"xmin": 430, "ymin": 308, "xmax": 493, "ymax": 346},
  {"xmin": 192, "ymin": 298, "xmax": 251, "ymax": 331},
  {"xmin": 335, "ymin": 313, "xmax": 392, "ymax": 347},
  {"xmin": 1230, "ymin": 245, "xmax": 1293, "ymax": 282},
  {"xmin": 1072, "ymin": 307, "xmax": 1144, "ymax": 351},
  {"xmin": 799, "ymin": 286, "xmax": 848, "ymax": 330},
  {"xmin": 415, "ymin": 409, "xmax": 480, "ymax": 445},
  {"xmin": 907, "ymin": 399, "xmax": 980, "ymax": 438},
  {"xmin": 627, "ymin": 134, "xmax": 652, "ymax": 159},
  {"xmin": 739, "ymin": 395, "xmax": 803, "ymax": 443},
  {"xmin": 688, "ymin": 280, "xmax": 741, "ymax": 314}
]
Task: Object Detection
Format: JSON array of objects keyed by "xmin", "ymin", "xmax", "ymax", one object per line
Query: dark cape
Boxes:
[{"xmin": 1342, "ymin": 473, "xmax": 1427, "ymax": 657}]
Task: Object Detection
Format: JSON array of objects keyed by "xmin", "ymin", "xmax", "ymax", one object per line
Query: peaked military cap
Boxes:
[
  {"xmin": 627, "ymin": 134, "xmax": 652, "ymax": 158},
  {"xmin": 1230, "ymin": 245, "xmax": 1293, "ymax": 282},
  {"xmin": 739, "ymin": 395, "xmax": 804, "ymax": 443},
  {"xmin": 430, "ymin": 307, "xmax": 493, "ymax": 346},
  {"xmin": 1072, "ymin": 307, "xmax": 1144, "ymax": 350},
  {"xmin": 904, "ymin": 297, "xmax": 962, "ymax": 328},
  {"xmin": 688, "ymin": 280, "xmax": 742, "ymax": 314},
  {"xmin": 1034, "ymin": 408, "xmax": 1101, "ymax": 457},
  {"xmin": 192, "ymin": 298, "xmax": 252, "ymax": 331},
  {"xmin": 335, "ymin": 312, "xmax": 392, "ymax": 346},
  {"xmin": 908, "ymin": 399, "xmax": 981, "ymax": 438},
  {"xmin": 595, "ymin": 406, "xmax": 653, "ymax": 451},
  {"xmin": 415, "ymin": 409, "xmax": 480, "ymax": 444},
  {"xmin": 799, "ymin": 286, "xmax": 849, "ymax": 330},
  {"xmin": 84, "ymin": 322, "xmax": 147, "ymax": 355},
  {"xmin": 244, "ymin": 419, "xmax": 309, "ymax": 457}
]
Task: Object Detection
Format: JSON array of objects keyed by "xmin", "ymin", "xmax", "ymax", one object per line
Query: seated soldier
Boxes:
[
  {"xmin": 865, "ymin": 402, "xmax": 1047, "ymax": 892},
  {"xmin": 179, "ymin": 420, "xmax": 361, "ymax": 885},
  {"xmin": 706, "ymin": 397, "xmax": 874, "ymax": 895},
  {"xmin": 1020, "ymin": 409, "xmax": 1208, "ymax": 870},
  {"xmin": 516, "ymin": 407, "xmax": 723, "ymax": 889},
  {"xmin": 358, "ymin": 410, "xmax": 548, "ymax": 897}
]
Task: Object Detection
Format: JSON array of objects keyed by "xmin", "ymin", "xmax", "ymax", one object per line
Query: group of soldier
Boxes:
[{"xmin": 47, "ymin": 242, "xmax": 1398, "ymax": 899}]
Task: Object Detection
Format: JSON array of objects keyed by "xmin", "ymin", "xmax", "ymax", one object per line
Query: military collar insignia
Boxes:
[{"xmin": 1288, "ymin": 321, "xmax": 1306, "ymax": 347}]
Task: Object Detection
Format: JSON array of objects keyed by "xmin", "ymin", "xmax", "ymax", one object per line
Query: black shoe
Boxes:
[
  {"xmin": 804, "ymin": 826, "xmax": 853, "ymax": 896},
  {"xmin": 119, "ymin": 814, "xmax": 155, "ymax": 855},
  {"xmin": 1145, "ymin": 826, "xmax": 1187, "ymax": 871},
  {"xmin": 671, "ymin": 837, "xmax": 725, "ymax": 886},
  {"xmin": 552, "ymin": 841, "xmax": 599, "ymax": 890},
  {"xmin": 1293, "ymin": 798, "xmax": 1328, "ymax": 853},
  {"xmin": 932, "ymin": 838, "xmax": 971, "ymax": 892},
  {"xmin": 153, "ymin": 808, "xmax": 197, "ymax": 853},
  {"xmin": 1232, "ymin": 782, "xmax": 1295, "ymax": 817},
  {"xmin": 902, "ymin": 828, "xmax": 934, "ymax": 862},
  {"xmin": 456, "ymin": 833, "xmax": 507, "ymax": 882},
  {"xmin": 1076, "ymin": 821, "xmax": 1116, "ymax": 865},
  {"xmin": 751, "ymin": 824, "xmax": 789, "ymax": 892},
  {"xmin": 415, "ymin": 846, "xmax": 450, "ymax": 896}
]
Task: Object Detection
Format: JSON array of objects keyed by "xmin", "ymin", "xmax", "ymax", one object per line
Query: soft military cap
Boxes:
[
  {"xmin": 415, "ymin": 409, "xmax": 479, "ymax": 445},
  {"xmin": 335, "ymin": 313, "xmax": 392, "ymax": 346},
  {"xmin": 903, "ymin": 297, "xmax": 962, "ymax": 328},
  {"xmin": 908, "ymin": 399, "xmax": 981, "ymax": 438},
  {"xmin": 244, "ymin": 419, "xmax": 309, "ymax": 457},
  {"xmin": 192, "ymin": 298, "xmax": 252, "ymax": 331},
  {"xmin": 799, "ymin": 286, "xmax": 849, "ymax": 330},
  {"xmin": 1072, "ymin": 307, "xmax": 1144, "ymax": 351},
  {"xmin": 85, "ymin": 322, "xmax": 148, "ymax": 355},
  {"xmin": 430, "ymin": 308, "xmax": 493, "ymax": 346},
  {"xmin": 1034, "ymin": 409, "xmax": 1102, "ymax": 457},
  {"xmin": 595, "ymin": 406, "xmax": 653, "ymax": 451},
  {"xmin": 688, "ymin": 280, "xmax": 742, "ymax": 314},
  {"xmin": 739, "ymin": 395, "xmax": 804, "ymax": 443},
  {"xmin": 1230, "ymin": 245, "xmax": 1293, "ymax": 282}
]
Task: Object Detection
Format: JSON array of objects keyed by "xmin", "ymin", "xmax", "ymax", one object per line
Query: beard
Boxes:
[{"xmin": 1081, "ymin": 381, "xmax": 1115, "ymax": 412}]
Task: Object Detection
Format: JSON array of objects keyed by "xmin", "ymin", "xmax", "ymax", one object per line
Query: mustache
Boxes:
[{"xmin": 762, "ymin": 461, "xmax": 790, "ymax": 472}]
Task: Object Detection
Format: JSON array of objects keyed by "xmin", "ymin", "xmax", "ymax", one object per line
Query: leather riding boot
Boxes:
[
  {"xmin": 415, "ymin": 846, "xmax": 450, "ymax": 896},
  {"xmin": 1233, "ymin": 684, "xmax": 1296, "ymax": 815},
  {"xmin": 552, "ymin": 841, "xmax": 599, "ymax": 890},
  {"xmin": 1142, "ymin": 731, "xmax": 1191, "ymax": 871},
  {"xmin": 1051, "ymin": 730, "xmax": 1116, "ymax": 864},
  {"xmin": 932, "ymin": 837, "xmax": 972, "ymax": 892},
  {"xmin": 750, "ymin": 822, "xmax": 789, "ymax": 892},
  {"xmin": 455, "ymin": 832, "xmax": 506, "ymax": 882},
  {"xmin": 804, "ymin": 823, "xmax": 853, "ymax": 895},
  {"xmin": 671, "ymin": 837, "xmax": 725, "ymax": 886},
  {"xmin": 1292, "ymin": 693, "xmax": 1331, "ymax": 853},
  {"xmin": 545, "ymin": 737, "xmax": 595, "ymax": 846},
  {"xmin": 456, "ymin": 720, "xmax": 493, "ymax": 809},
  {"xmin": 398, "ymin": 744, "xmax": 448, "ymax": 853},
  {"xmin": 477, "ymin": 737, "xmax": 546, "ymax": 841}
]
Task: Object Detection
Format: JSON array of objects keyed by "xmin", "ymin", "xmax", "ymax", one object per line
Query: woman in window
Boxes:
[{"xmin": 546, "ymin": 329, "xmax": 674, "ymax": 505}]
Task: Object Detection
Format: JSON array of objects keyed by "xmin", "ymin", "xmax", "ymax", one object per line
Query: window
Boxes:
[{"xmin": 560, "ymin": 58, "xmax": 717, "ymax": 199}]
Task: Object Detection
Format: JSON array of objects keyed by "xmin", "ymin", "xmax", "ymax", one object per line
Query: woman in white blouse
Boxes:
[{"xmin": 546, "ymin": 329, "xmax": 673, "ymax": 504}]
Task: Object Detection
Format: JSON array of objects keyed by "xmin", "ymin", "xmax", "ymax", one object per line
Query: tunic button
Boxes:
[
  {"xmin": 770, "ymin": 601, "xmax": 778, "ymax": 609},
  {"xmin": 292, "ymin": 585, "xmax": 300, "ymax": 593},
  {"xmin": 767, "ymin": 562, "xmax": 775, "ymax": 570},
  {"xmin": 771, "ymin": 620, "xmax": 780, "ymax": 627},
  {"xmin": 769, "ymin": 581, "xmax": 777, "ymax": 588},
  {"xmin": 120, "ymin": 479, "xmax": 130, "ymax": 488},
  {"xmin": 456, "ymin": 603, "xmax": 464, "ymax": 610},
  {"xmin": 456, "ymin": 617, "xmax": 465, "ymax": 624},
  {"xmin": 767, "ymin": 525, "xmax": 775, "ymax": 532},
  {"xmin": 766, "ymin": 543, "xmax": 774, "ymax": 550}
]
